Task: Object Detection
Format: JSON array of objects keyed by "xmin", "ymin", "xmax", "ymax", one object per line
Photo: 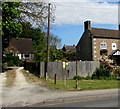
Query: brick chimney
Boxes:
[{"xmin": 84, "ymin": 21, "xmax": 91, "ymax": 31}]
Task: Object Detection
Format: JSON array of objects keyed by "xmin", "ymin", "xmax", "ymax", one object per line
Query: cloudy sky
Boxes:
[{"xmin": 47, "ymin": 0, "xmax": 119, "ymax": 48}]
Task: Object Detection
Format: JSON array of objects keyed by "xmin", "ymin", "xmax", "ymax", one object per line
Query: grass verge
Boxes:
[
  {"xmin": 5, "ymin": 68, "xmax": 17, "ymax": 86},
  {"xmin": 22, "ymin": 69, "xmax": 45, "ymax": 85},
  {"xmin": 45, "ymin": 79, "xmax": 120, "ymax": 91}
]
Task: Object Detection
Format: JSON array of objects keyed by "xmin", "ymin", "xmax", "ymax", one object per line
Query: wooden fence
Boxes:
[{"xmin": 24, "ymin": 61, "xmax": 100, "ymax": 80}]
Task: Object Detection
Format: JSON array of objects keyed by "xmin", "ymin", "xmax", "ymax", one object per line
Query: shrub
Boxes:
[
  {"xmin": 2, "ymin": 54, "xmax": 23, "ymax": 66},
  {"xmin": 91, "ymin": 63, "xmax": 112, "ymax": 80},
  {"xmin": 73, "ymin": 75, "xmax": 84, "ymax": 80},
  {"xmin": 100, "ymin": 49, "xmax": 108, "ymax": 55}
]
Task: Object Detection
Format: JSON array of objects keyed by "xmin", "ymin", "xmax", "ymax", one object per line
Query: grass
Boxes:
[
  {"xmin": 22, "ymin": 69, "xmax": 120, "ymax": 91},
  {"xmin": 45, "ymin": 79, "xmax": 120, "ymax": 91},
  {"xmin": 5, "ymin": 68, "xmax": 17, "ymax": 86},
  {"xmin": 22, "ymin": 69, "xmax": 45, "ymax": 85}
]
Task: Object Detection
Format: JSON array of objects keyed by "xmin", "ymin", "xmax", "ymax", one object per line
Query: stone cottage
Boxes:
[{"xmin": 76, "ymin": 21, "xmax": 120, "ymax": 61}]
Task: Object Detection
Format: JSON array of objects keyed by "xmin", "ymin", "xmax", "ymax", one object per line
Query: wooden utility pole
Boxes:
[
  {"xmin": 45, "ymin": 3, "xmax": 51, "ymax": 80},
  {"xmin": 76, "ymin": 60, "xmax": 78, "ymax": 89},
  {"xmin": 47, "ymin": 3, "xmax": 51, "ymax": 63}
]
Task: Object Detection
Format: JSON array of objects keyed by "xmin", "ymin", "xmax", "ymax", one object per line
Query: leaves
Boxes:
[{"xmin": 2, "ymin": 2, "xmax": 22, "ymax": 48}]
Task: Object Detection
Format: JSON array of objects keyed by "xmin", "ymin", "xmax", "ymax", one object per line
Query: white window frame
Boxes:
[
  {"xmin": 100, "ymin": 42, "xmax": 107, "ymax": 50},
  {"xmin": 112, "ymin": 43, "xmax": 117, "ymax": 50}
]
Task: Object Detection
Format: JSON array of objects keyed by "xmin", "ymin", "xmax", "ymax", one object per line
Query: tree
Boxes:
[
  {"xmin": 2, "ymin": 2, "xmax": 55, "ymax": 49},
  {"xmin": 63, "ymin": 51, "xmax": 76, "ymax": 61},
  {"xmin": 50, "ymin": 33, "xmax": 61, "ymax": 48},
  {"xmin": 21, "ymin": 21, "xmax": 61, "ymax": 61},
  {"xmin": 2, "ymin": 2, "xmax": 22, "ymax": 48},
  {"xmin": 19, "ymin": 2, "xmax": 55, "ymax": 28},
  {"xmin": 50, "ymin": 47, "xmax": 63, "ymax": 61}
]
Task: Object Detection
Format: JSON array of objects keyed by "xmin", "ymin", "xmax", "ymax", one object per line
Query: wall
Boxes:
[
  {"xmin": 76, "ymin": 30, "xmax": 93, "ymax": 61},
  {"xmin": 93, "ymin": 38, "xmax": 120, "ymax": 60},
  {"xmin": 24, "ymin": 61, "xmax": 100, "ymax": 80}
]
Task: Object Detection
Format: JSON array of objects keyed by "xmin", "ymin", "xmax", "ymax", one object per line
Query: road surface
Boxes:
[{"xmin": 44, "ymin": 96, "xmax": 119, "ymax": 107}]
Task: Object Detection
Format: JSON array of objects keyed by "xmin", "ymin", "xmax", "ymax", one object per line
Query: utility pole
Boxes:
[
  {"xmin": 45, "ymin": 3, "xmax": 51, "ymax": 80},
  {"xmin": 47, "ymin": 3, "xmax": 51, "ymax": 62},
  {"xmin": 76, "ymin": 60, "xmax": 78, "ymax": 89}
]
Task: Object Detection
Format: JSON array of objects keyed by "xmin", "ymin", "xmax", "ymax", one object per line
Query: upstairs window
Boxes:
[
  {"xmin": 112, "ymin": 43, "xmax": 117, "ymax": 50},
  {"xmin": 100, "ymin": 42, "xmax": 107, "ymax": 49}
]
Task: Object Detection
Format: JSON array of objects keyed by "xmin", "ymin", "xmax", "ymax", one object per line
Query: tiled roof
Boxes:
[
  {"xmin": 63, "ymin": 45, "xmax": 76, "ymax": 52},
  {"xmin": 9, "ymin": 38, "xmax": 34, "ymax": 54},
  {"xmin": 90, "ymin": 28, "xmax": 119, "ymax": 38}
]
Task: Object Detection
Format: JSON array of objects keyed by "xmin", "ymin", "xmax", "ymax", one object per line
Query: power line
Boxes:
[{"xmin": 52, "ymin": 3, "xmax": 118, "ymax": 9}]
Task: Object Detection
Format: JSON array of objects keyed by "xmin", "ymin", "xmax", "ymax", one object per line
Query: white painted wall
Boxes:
[{"xmin": 18, "ymin": 53, "xmax": 22, "ymax": 59}]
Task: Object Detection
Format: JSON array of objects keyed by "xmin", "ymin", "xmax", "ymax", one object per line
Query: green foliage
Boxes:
[
  {"xmin": 3, "ymin": 54, "xmax": 23, "ymax": 66},
  {"xmin": 73, "ymin": 75, "xmax": 84, "ymax": 80},
  {"xmin": 2, "ymin": 2, "xmax": 22, "ymax": 48},
  {"xmin": 21, "ymin": 22, "xmax": 62, "ymax": 61},
  {"xmin": 63, "ymin": 52, "xmax": 76, "ymax": 61},
  {"xmin": 91, "ymin": 63, "xmax": 114, "ymax": 80},
  {"xmin": 85, "ymin": 74, "xmax": 91, "ymax": 80},
  {"xmin": 100, "ymin": 49, "xmax": 108, "ymax": 55},
  {"xmin": 21, "ymin": 22, "xmax": 46, "ymax": 53},
  {"xmin": 50, "ymin": 47, "xmax": 63, "ymax": 61}
]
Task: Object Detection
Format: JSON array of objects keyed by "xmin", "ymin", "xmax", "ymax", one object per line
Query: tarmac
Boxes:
[{"xmin": 26, "ymin": 88, "xmax": 119, "ymax": 107}]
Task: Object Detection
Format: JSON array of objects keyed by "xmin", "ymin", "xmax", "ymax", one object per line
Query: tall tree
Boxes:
[
  {"xmin": 19, "ymin": 2, "xmax": 55, "ymax": 28},
  {"xmin": 2, "ymin": 2, "xmax": 22, "ymax": 48},
  {"xmin": 21, "ymin": 22, "xmax": 61, "ymax": 61}
]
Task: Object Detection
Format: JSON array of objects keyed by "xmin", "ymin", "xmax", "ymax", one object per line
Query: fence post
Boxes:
[
  {"xmin": 76, "ymin": 60, "xmax": 78, "ymax": 89},
  {"xmin": 54, "ymin": 74, "xmax": 57, "ymax": 84}
]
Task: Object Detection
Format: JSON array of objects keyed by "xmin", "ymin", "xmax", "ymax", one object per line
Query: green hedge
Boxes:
[{"xmin": 2, "ymin": 54, "xmax": 23, "ymax": 66}]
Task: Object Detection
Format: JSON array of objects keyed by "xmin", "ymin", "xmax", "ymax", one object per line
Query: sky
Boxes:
[{"xmin": 46, "ymin": 0, "xmax": 119, "ymax": 48}]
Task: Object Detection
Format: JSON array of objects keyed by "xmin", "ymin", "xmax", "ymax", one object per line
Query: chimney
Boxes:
[{"xmin": 84, "ymin": 21, "xmax": 91, "ymax": 31}]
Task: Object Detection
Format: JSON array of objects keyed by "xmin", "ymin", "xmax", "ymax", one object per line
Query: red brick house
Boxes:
[
  {"xmin": 76, "ymin": 21, "xmax": 120, "ymax": 61},
  {"xmin": 62, "ymin": 44, "xmax": 76, "ymax": 52}
]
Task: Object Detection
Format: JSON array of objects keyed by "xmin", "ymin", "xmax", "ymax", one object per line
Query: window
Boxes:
[
  {"xmin": 25, "ymin": 52, "xmax": 30, "ymax": 59},
  {"xmin": 112, "ymin": 43, "xmax": 117, "ymax": 50},
  {"xmin": 100, "ymin": 42, "xmax": 107, "ymax": 49}
]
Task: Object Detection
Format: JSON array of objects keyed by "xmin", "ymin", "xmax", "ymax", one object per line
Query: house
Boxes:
[
  {"xmin": 5, "ymin": 38, "xmax": 34, "ymax": 60},
  {"xmin": 109, "ymin": 49, "xmax": 120, "ymax": 65},
  {"xmin": 76, "ymin": 21, "xmax": 120, "ymax": 61},
  {"xmin": 62, "ymin": 44, "xmax": 76, "ymax": 52}
]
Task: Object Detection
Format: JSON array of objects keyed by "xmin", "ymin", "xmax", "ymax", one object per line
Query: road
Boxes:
[
  {"xmin": 44, "ymin": 96, "xmax": 119, "ymax": 107},
  {"xmin": 1, "ymin": 67, "xmax": 119, "ymax": 107}
]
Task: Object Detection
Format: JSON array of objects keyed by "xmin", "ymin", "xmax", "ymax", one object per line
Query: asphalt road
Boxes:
[{"xmin": 44, "ymin": 96, "xmax": 119, "ymax": 107}]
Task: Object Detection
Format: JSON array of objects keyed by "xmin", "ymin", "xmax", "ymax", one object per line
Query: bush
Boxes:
[
  {"xmin": 2, "ymin": 54, "xmax": 23, "ymax": 66},
  {"xmin": 73, "ymin": 75, "xmax": 85, "ymax": 80},
  {"xmin": 100, "ymin": 49, "xmax": 108, "ymax": 55},
  {"xmin": 91, "ymin": 63, "xmax": 112, "ymax": 80}
]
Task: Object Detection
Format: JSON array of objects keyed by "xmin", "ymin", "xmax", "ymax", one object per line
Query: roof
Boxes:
[
  {"xmin": 90, "ymin": 28, "xmax": 119, "ymax": 38},
  {"xmin": 62, "ymin": 45, "xmax": 76, "ymax": 52},
  {"xmin": 9, "ymin": 38, "xmax": 34, "ymax": 54},
  {"xmin": 109, "ymin": 49, "xmax": 120, "ymax": 56}
]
